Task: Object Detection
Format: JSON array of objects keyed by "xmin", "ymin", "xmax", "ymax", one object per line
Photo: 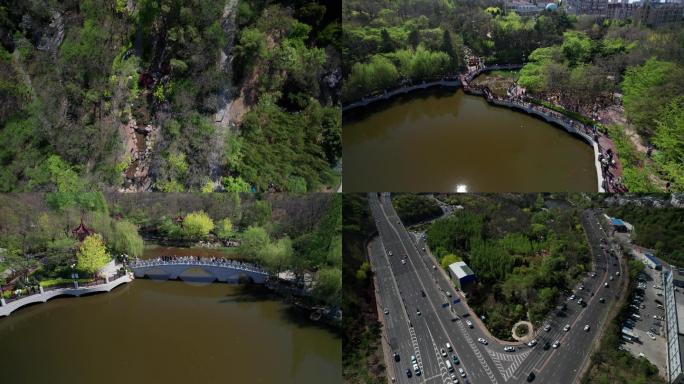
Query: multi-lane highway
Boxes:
[{"xmin": 368, "ymin": 193, "xmax": 626, "ymax": 384}]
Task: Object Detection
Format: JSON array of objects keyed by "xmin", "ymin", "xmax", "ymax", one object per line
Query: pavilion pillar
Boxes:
[
  {"xmin": 39, "ymin": 286, "xmax": 44, "ymax": 294},
  {"xmin": 0, "ymin": 298, "xmax": 5, "ymax": 306}
]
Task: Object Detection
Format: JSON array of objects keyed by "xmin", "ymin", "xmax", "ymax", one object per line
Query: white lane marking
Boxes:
[
  {"xmin": 484, "ymin": 347, "xmax": 532, "ymax": 381},
  {"xmin": 456, "ymin": 320, "xmax": 499, "ymax": 383}
]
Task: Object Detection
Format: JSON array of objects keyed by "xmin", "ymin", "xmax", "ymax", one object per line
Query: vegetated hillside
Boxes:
[
  {"xmin": 516, "ymin": 21, "xmax": 684, "ymax": 192},
  {"xmin": 0, "ymin": 0, "xmax": 341, "ymax": 193},
  {"xmin": 341, "ymin": 0, "xmax": 572, "ymax": 102},
  {"xmin": 427, "ymin": 194, "xmax": 590, "ymax": 339},
  {"xmin": 392, "ymin": 193, "xmax": 442, "ymax": 226},
  {"xmin": 342, "ymin": 193, "xmax": 385, "ymax": 384},
  {"xmin": 606, "ymin": 204, "xmax": 684, "ymax": 266}
]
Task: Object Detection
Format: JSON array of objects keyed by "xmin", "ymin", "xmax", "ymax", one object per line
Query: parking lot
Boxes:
[{"xmin": 621, "ymin": 264, "xmax": 668, "ymax": 375}]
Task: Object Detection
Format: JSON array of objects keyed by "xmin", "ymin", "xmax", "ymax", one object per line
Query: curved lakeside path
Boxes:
[
  {"xmin": 343, "ymin": 62, "xmax": 626, "ymax": 193},
  {"xmin": 0, "ymin": 270, "xmax": 132, "ymax": 317}
]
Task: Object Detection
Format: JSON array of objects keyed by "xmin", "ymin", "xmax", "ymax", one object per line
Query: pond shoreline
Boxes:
[{"xmin": 343, "ymin": 64, "xmax": 608, "ymax": 192}]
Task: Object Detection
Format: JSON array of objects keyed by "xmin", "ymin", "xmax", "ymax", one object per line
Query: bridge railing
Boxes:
[{"xmin": 129, "ymin": 258, "xmax": 267, "ymax": 274}]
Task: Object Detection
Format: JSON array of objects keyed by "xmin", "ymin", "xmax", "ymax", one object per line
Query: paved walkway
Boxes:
[{"xmin": 0, "ymin": 271, "xmax": 132, "ymax": 317}]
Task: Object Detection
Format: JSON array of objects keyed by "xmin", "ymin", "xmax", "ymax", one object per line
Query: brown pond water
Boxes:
[
  {"xmin": 0, "ymin": 248, "xmax": 340, "ymax": 383},
  {"xmin": 343, "ymin": 88, "xmax": 597, "ymax": 192}
]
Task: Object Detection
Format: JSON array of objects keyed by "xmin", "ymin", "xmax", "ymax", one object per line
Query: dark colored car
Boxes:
[
  {"xmin": 543, "ymin": 342, "xmax": 551, "ymax": 350},
  {"xmin": 406, "ymin": 369, "xmax": 412, "ymax": 378},
  {"xmin": 394, "ymin": 353, "xmax": 400, "ymax": 362},
  {"xmin": 527, "ymin": 372, "xmax": 536, "ymax": 382},
  {"xmin": 452, "ymin": 355, "xmax": 460, "ymax": 364}
]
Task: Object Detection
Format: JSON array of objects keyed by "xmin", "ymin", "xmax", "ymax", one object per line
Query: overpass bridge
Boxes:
[{"xmin": 129, "ymin": 258, "xmax": 269, "ymax": 284}]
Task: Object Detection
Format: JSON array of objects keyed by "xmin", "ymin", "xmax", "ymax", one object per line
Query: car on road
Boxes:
[
  {"xmin": 421, "ymin": 290, "xmax": 426, "ymax": 297},
  {"xmin": 406, "ymin": 369, "xmax": 412, "ymax": 378},
  {"xmin": 504, "ymin": 346, "xmax": 515, "ymax": 352},
  {"xmin": 401, "ymin": 259, "xmax": 406, "ymax": 265},
  {"xmin": 569, "ymin": 294, "xmax": 576, "ymax": 300},
  {"xmin": 527, "ymin": 339, "xmax": 538, "ymax": 347},
  {"xmin": 563, "ymin": 324, "xmax": 571, "ymax": 332},
  {"xmin": 466, "ymin": 320, "xmax": 473, "ymax": 328},
  {"xmin": 609, "ymin": 276, "xmax": 614, "ymax": 281},
  {"xmin": 599, "ymin": 297, "xmax": 605, "ymax": 303},
  {"xmin": 384, "ymin": 308, "xmax": 389, "ymax": 315},
  {"xmin": 478, "ymin": 337, "xmax": 488, "ymax": 345},
  {"xmin": 577, "ymin": 298, "xmax": 583, "ymax": 305},
  {"xmin": 446, "ymin": 343, "xmax": 453, "ymax": 352},
  {"xmin": 552, "ymin": 340, "xmax": 560, "ymax": 348},
  {"xmin": 446, "ymin": 291, "xmax": 452, "ymax": 297},
  {"xmin": 422, "ymin": 247, "xmax": 425, "ymax": 251},
  {"xmin": 584, "ymin": 324, "xmax": 590, "ymax": 331},
  {"xmin": 647, "ymin": 332, "xmax": 656, "ymax": 340},
  {"xmin": 393, "ymin": 353, "xmax": 400, "ymax": 362},
  {"xmin": 450, "ymin": 373, "xmax": 459, "ymax": 383},
  {"xmin": 388, "ymin": 251, "xmax": 392, "ymax": 256},
  {"xmin": 441, "ymin": 348, "xmax": 447, "ymax": 358},
  {"xmin": 543, "ymin": 341, "xmax": 551, "ymax": 350},
  {"xmin": 411, "ymin": 355, "xmax": 416, "ymax": 364},
  {"xmin": 544, "ymin": 324, "xmax": 551, "ymax": 332},
  {"xmin": 616, "ymin": 271, "xmax": 620, "ymax": 276},
  {"xmin": 452, "ymin": 355, "xmax": 460, "ymax": 364},
  {"xmin": 527, "ymin": 372, "xmax": 536, "ymax": 382},
  {"xmin": 459, "ymin": 367, "xmax": 466, "ymax": 377},
  {"xmin": 605, "ymin": 282, "xmax": 609, "ymax": 288},
  {"xmin": 416, "ymin": 308, "xmax": 421, "ymax": 316},
  {"xmin": 413, "ymin": 363, "xmax": 421, "ymax": 375}
]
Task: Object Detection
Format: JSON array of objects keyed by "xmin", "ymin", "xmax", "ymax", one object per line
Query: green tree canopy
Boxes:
[
  {"xmin": 76, "ymin": 234, "xmax": 111, "ymax": 275},
  {"xmin": 182, "ymin": 211, "xmax": 214, "ymax": 240}
]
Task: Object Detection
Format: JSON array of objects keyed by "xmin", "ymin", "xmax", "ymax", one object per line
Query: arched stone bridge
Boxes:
[{"xmin": 129, "ymin": 259, "xmax": 269, "ymax": 284}]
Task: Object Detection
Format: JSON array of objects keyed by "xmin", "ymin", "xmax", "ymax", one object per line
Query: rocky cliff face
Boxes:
[{"xmin": 208, "ymin": 0, "xmax": 241, "ymax": 186}]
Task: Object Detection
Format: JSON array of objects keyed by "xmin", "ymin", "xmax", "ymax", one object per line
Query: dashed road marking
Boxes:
[
  {"xmin": 456, "ymin": 320, "xmax": 499, "ymax": 383},
  {"xmin": 409, "ymin": 326, "xmax": 424, "ymax": 371}
]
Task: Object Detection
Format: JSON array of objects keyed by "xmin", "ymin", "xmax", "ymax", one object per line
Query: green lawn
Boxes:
[{"xmin": 39, "ymin": 278, "xmax": 93, "ymax": 288}]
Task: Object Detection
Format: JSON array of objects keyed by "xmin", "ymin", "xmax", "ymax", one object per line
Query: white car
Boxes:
[
  {"xmin": 441, "ymin": 348, "xmax": 447, "ymax": 357},
  {"xmin": 413, "ymin": 363, "xmax": 421, "ymax": 375},
  {"xmin": 401, "ymin": 259, "xmax": 406, "ymax": 265},
  {"xmin": 458, "ymin": 367, "xmax": 466, "ymax": 377},
  {"xmin": 411, "ymin": 355, "xmax": 417, "ymax": 364},
  {"xmin": 384, "ymin": 308, "xmax": 389, "ymax": 315},
  {"xmin": 450, "ymin": 373, "xmax": 459, "ymax": 383},
  {"xmin": 504, "ymin": 346, "xmax": 515, "ymax": 352},
  {"xmin": 584, "ymin": 324, "xmax": 590, "ymax": 331},
  {"xmin": 416, "ymin": 309, "xmax": 421, "ymax": 316},
  {"xmin": 388, "ymin": 251, "xmax": 393, "ymax": 256},
  {"xmin": 466, "ymin": 320, "xmax": 473, "ymax": 328},
  {"xmin": 569, "ymin": 294, "xmax": 576, "ymax": 300},
  {"xmin": 527, "ymin": 339, "xmax": 538, "ymax": 347},
  {"xmin": 563, "ymin": 324, "xmax": 570, "ymax": 332},
  {"xmin": 544, "ymin": 324, "xmax": 551, "ymax": 332},
  {"xmin": 552, "ymin": 340, "xmax": 560, "ymax": 348},
  {"xmin": 478, "ymin": 337, "xmax": 488, "ymax": 345}
]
